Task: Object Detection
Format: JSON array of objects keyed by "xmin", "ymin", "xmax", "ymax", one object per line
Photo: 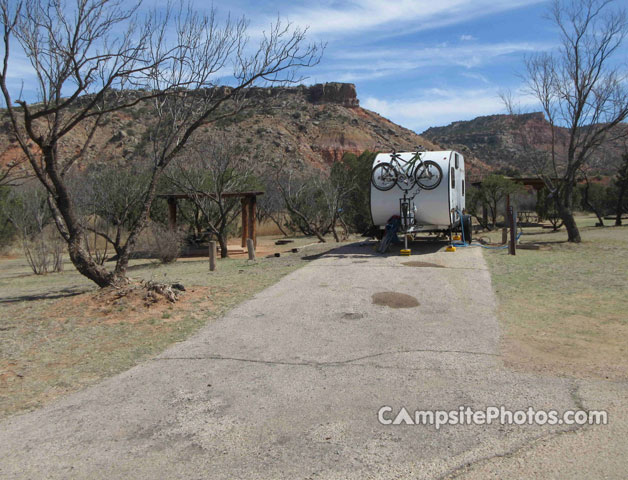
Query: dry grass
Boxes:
[
  {"xmin": 482, "ymin": 215, "xmax": 628, "ymax": 381},
  {"xmin": 0, "ymin": 236, "xmax": 346, "ymax": 419}
]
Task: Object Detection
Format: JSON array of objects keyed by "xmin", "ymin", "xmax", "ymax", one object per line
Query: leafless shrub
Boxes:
[
  {"xmin": 143, "ymin": 221, "xmax": 184, "ymax": 264},
  {"xmin": 3, "ymin": 183, "xmax": 64, "ymax": 274}
]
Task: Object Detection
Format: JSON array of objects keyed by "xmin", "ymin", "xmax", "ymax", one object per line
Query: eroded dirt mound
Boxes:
[{"xmin": 47, "ymin": 283, "xmax": 209, "ymax": 325}]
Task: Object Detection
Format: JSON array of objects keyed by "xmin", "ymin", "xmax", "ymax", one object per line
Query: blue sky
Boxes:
[
  {"xmin": 8, "ymin": 1, "xmax": 624, "ymax": 133},
  {"xmin": 225, "ymin": 0, "xmax": 557, "ymax": 132}
]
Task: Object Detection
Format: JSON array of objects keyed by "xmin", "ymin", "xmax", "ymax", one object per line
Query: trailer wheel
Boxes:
[{"xmin": 462, "ymin": 214, "xmax": 472, "ymax": 243}]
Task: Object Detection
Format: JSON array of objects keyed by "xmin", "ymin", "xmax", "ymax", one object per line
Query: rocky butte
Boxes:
[{"xmin": 0, "ymin": 82, "xmax": 487, "ymax": 175}]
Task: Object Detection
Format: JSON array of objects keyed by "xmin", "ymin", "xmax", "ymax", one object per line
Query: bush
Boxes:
[
  {"xmin": 0, "ymin": 186, "xmax": 17, "ymax": 251},
  {"xmin": 3, "ymin": 184, "xmax": 64, "ymax": 274},
  {"xmin": 143, "ymin": 221, "xmax": 184, "ymax": 263},
  {"xmin": 22, "ymin": 225, "xmax": 64, "ymax": 274},
  {"xmin": 336, "ymin": 151, "xmax": 377, "ymax": 233}
]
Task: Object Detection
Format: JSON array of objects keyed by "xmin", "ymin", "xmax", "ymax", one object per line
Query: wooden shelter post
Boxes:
[
  {"xmin": 247, "ymin": 196, "xmax": 257, "ymax": 248},
  {"xmin": 241, "ymin": 198, "xmax": 248, "ymax": 248}
]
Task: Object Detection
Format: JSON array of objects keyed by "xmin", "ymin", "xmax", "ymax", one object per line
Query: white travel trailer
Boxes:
[{"xmin": 370, "ymin": 150, "xmax": 471, "ymax": 240}]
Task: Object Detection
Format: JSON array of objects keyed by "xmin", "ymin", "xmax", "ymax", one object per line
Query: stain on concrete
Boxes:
[
  {"xmin": 402, "ymin": 261, "xmax": 444, "ymax": 268},
  {"xmin": 342, "ymin": 312, "xmax": 365, "ymax": 320},
  {"xmin": 371, "ymin": 292, "xmax": 420, "ymax": 309}
]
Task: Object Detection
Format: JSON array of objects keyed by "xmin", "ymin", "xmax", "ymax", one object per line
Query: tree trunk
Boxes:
[
  {"xmin": 112, "ymin": 172, "xmax": 160, "ymax": 279},
  {"xmin": 268, "ymin": 213, "xmax": 289, "ymax": 237},
  {"xmin": 582, "ymin": 176, "xmax": 604, "ymax": 226},
  {"xmin": 43, "ymin": 147, "xmax": 122, "ymax": 287},
  {"xmin": 218, "ymin": 235, "xmax": 229, "ymax": 258},
  {"xmin": 67, "ymin": 235, "xmax": 119, "ymax": 287},
  {"xmin": 331, "ymin": 220, "xmax": 340, "ymax": 242},
  {"xmin": 559, "ymin": 205, "xmax": 581, "ymax": 242},
  {"xmin": 557, "ymin": 181, "xmax": 581, "ymax": 242}
]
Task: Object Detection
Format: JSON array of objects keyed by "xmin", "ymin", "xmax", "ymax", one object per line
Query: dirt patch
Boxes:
[
  {"xmin": 47, "ymin": 285, "xmax": 210, "ymax": 325},
  {"xmin": 501, "ymin": 314, "xmax": 628, "ymax": 382},
  {"xmin": 372, "ymin": 292, "xmax": 420, "ymax": 309},
  {"xmin": 402, "ymin": 261, "xmax": 444, "ymax": 268}
]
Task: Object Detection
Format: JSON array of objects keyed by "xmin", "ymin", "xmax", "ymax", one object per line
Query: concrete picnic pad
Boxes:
[{"xmin": 0, "ymin": 242, "xmax": 626, "ymax": 479}]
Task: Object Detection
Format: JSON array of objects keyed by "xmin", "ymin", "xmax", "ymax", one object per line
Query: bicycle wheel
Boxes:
[
  {"xmin": 371, "ymin": 163, "xmax": 398, "ymax": 191},
  {"xmin": 414, "ymin": 160, "xmax": 443, "ymax": 190}
]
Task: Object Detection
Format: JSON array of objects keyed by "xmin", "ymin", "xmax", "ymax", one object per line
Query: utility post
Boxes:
[{"xmin": 508, "ymin": 206, "xmax": 516, "ymax": 255}]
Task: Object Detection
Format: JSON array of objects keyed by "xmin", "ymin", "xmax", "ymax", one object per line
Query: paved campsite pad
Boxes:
[{"xmin": 0, "ymin": 242, "xmax": 626, "ymax": 479}]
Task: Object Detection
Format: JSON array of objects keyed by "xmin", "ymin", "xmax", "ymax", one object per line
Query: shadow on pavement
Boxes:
[{"xmin": 302, "ymin": 239, "xmax": 447, "ymax": 261}]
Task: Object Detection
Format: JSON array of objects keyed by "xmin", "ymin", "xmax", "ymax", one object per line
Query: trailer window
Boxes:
[
  {"xmin": 455, "ymin": 153, "xmax": 459, "ymax": 169},
  {"xmin": 451, "ymin": 167, "xmax": 455, "ymax": 188},
  {"xmin": 462, "ymin": 179, "xmax": 465, "ymax": 196}
]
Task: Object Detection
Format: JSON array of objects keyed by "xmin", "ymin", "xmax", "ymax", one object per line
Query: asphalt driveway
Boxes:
[{"xmin": 0, "ymin": 242, "xmax": 625, "ymax": 479}]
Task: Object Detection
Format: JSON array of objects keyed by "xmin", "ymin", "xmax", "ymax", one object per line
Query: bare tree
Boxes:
[
  {"xmin": 614, "ymin": 150, "xmax": 628, "ymax": 225},
  {"xmin": 270, "ymin": 157, "xmax": 357, "ymax": 243},
  {"xmin": 325, "ymin": 160, "xmax": 358, "ymax": 241},
  {"xmin": 257, "ymin": 175, "xmax": 291, "ymax": 237},
  {"xmin": 522, "ymin": 0, "xmax": 628, "ymax": 242},
  {"xmin": 468, "ymin": 175, "xmax": 523, "ymax": 229},
  {"xmin": 0, "ymin": 0, "xmax": 322, "ymax": 287},
  {"xmin": 271, "ymin": 159, "xmax": 330, "ymax": 243},
  {"xmin": 579, "ymin": 166, "xmax": 607, "ymax": 226},
  {"xmin": 71, "ymin": 161, "xmax": 151, "ymax": 264},
  {"xmin": 0, "ymin": 159, "xmax": 29, "ymax": 187},
  {"xmin": 4, "ymin": 182, "xmax": 64, "ymax": 273},
  {"xmin": 166, "ymin": 136, "xmax": 256, "ymax": 257}
]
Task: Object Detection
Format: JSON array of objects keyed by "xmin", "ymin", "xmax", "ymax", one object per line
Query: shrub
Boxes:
[
  {"xmin": 144, "ymin": 221, "xmax": 184, "ymax": 263},
  {"xmin": 4, "ymin": 184, "xmax": 64, "ymax": 274}
]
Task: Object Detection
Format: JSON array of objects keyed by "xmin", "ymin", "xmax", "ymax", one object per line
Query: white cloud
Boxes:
[
  {"xmin": 283, "ymin": 0, "xmax": 546, "ymax": 37},
  {"xmin": 319, "ymin": 41, "xmax": 552, "ymax": 82},
  {"xmin": 362, "ymin": 89, "xmax": 509, "ymax": 132},
  {"xmin": 460, "ymin": 71, "xmax": 490, "ymax": 84},
  {"xmin": 460, "ymin": 34, "xmax": 476, "ymax": 41},
  {"xmin": 333, "ymin": 41, "xmax": 549, "ymax": 65}
]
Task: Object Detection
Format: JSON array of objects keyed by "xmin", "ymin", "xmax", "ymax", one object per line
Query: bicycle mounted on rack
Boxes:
[
  {"xmin": 371, "ymin": 147, "xmax": 443, "ymax": 234},
  {"xmin": 371, "ymin": 146, "xmax": 443, "ymax": 193}
]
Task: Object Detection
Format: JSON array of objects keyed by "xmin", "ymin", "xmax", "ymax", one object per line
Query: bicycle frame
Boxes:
[{"xmin": 387, "ymin": 149, "xmax": 425, "ymax": 190}]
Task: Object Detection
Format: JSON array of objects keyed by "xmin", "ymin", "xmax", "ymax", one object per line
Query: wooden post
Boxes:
[
  {"xmin": 246, "ymin": 238, "xmax": 256, "ymax": 261},
  {"xmin": 167, "ymin": 197, "xmax": 177, "ymax": 230},
  {"xmin": 209, "ymin": 240, "xmax": 217, "ymax": 271},
  {"xmin": 241, "ymin": 198, "xmax": 248, "ymax": 248},
  {"xmin": 508, "ymin": 206, "xmax": 516, "ymax": 255},
  {"xmin": 502, "ymin": 228, "xmax": 508, "ymax": 245},
  {"xmin": 247, "ymin": 196, "xmax": 257, "ymax": 248}
]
